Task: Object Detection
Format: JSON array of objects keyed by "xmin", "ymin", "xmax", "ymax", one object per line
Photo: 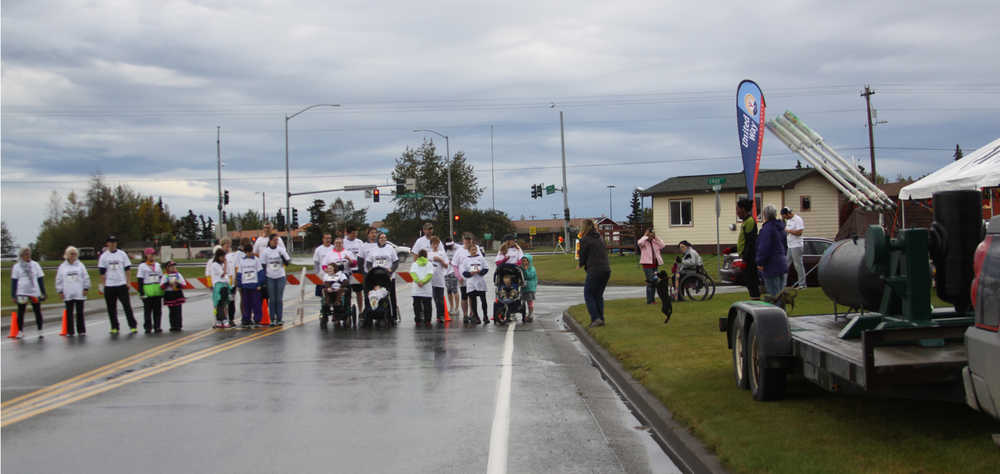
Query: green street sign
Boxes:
[
  {"xmin": 545, "ymin": 185, "xmax": 556, "ymax": 195},
  {"xmin": 707, "ymin": 177, "xmax": 727, "ymax": 185},
  {"xmin": 483, "ymin": 233, "xmax": 493, "ymax": 240},
  {"xmin": 400, "ymin": 192, "xmax": 424, "ymax": 199}
]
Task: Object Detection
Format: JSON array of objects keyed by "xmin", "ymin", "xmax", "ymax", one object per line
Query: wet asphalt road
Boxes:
[{"xmin": 2, "ymin": 270, "xmax": 681, "ymax": 473}]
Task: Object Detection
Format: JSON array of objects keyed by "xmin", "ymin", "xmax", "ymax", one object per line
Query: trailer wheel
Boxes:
[
  {"xmin": 749, "ymin": 320, "xmax": 787, "ymax": 401},
  {"xmin": 732, "ymin": 314, "xmax": 749, "ymax": 390}
]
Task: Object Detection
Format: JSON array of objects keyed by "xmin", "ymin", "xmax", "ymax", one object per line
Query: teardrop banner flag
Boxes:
[{"xmin": 736, "ymin": 79, "xmax": 766, "ymax": 218}]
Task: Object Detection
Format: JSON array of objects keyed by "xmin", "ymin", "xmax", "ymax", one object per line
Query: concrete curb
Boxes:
[{"xmin": 561, "ymin": 310, "xmax": 728, "ymax": 474}]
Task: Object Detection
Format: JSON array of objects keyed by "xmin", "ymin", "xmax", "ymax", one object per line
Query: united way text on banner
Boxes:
[{"xmin": 736, "ymin": 80, "xmax": 766, "ymax": 217}]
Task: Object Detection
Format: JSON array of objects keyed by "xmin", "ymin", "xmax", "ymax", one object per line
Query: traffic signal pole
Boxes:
[
  {"xmin": 216, "ymin": 126, "xmax": 223, "ymax": 241},
  {"xmin": 560, "ymin": 111, "xmax": 570, "ymax": 253}
]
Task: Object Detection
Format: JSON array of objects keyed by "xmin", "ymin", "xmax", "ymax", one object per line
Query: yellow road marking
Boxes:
[
  {"xmin": 2, "ymin": 316, "xmax": 317, "ymax": 427},
  {"xmin": 1, "ymin": 329, "xmax": 215, "ymax": 410}
]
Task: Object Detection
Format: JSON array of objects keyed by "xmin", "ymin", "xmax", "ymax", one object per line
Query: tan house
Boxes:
[{"xmin": 641, "ymin": 168, "xmax": 839, "ymax": 252}]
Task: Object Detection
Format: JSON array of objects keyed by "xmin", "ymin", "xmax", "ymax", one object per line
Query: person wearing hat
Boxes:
[
  {"xmin": 98, "ymin": 235, "xmax": 138, "ymax": 334},
  {"xmin": 781, "ymin": 207, "xmax": 806, "ymax": 289},
  {"xmin": 137, "ymin": 247, "xmax": 165, "ymax": 333},
  {"xmin": 495, "ymin": 234, "xmax": 524, "ymax": 268}
]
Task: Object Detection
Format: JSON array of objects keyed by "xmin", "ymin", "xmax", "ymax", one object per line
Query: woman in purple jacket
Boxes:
[
  {"xmin": 637, "ymin": 228, "xmax": 665, "ymax": 304},
  {"xmin": 756, "ymin": 204, "xmax": 788, "ymax": 299}
]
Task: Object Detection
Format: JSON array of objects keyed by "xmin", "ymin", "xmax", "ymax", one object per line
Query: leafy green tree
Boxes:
[
  {"xmin": 2, "ymin": 221, "xmax": 16, "ymax": 255},
  {"xmin": 178, "ymin": 210, "xmax": 200, "ymax": 241},
  {"xmin": 198, "ymin": 215, "xmax": 215, "ymax": 240},
  {"xmin": 230, "ymin": 209, "xmax": 265, "ymax": 232},
  {"xmin": 390, "ymin": 140, "xmax": 483, "ymax": 222}
]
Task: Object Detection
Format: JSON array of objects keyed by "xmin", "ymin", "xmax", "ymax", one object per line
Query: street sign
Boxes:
[
  {"xmin": 399, "ymin": 192, "xmax": 424, "ymax": 199},
  {"xmin": 711, "ymin": 184, "xmax": 722, "ymax": 192},
  {"xmin": 529, "ymin": 226, "xmax": 537, "ymax": 236},
  {"xmin": 483, "ymin": 233, "xmax": 493, "ymax": 240},
  {"xmin": 545, "ymin": 185, "xmax": 556, "ymax": 195},
  {"xmin": 707, "ymin": 177, "xmax": 726, "ymax": 185}
]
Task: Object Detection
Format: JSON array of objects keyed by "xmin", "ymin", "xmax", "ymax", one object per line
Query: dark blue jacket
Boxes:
[{"xmin": 756, "ymin": 219, "xmax": 788, "ymax": 278}]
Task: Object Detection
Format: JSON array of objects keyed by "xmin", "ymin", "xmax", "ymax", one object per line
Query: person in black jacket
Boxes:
[
  {"xmin": 737, "ymin": 198, "xmax": 761, "ymax": 299},
  {"xmin": 577, "ymin": 219, "xmax": 611, "ymax": 327}
]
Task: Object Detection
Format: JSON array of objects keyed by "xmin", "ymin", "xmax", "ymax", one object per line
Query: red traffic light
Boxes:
[
  {"xmin": 453, "ymin": 215, "xmax": 460, "ymax": 221},
  {"xmin": 373, "ymin": 188, "xmax": 380, "ymax": 202}
]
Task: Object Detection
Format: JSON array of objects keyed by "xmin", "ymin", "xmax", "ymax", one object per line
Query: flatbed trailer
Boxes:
[{"xmin": 719, "ymin": 303, "xmax": 969, "ymax": 402}]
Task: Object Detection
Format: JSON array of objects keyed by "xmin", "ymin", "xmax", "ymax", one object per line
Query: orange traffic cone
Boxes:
[
  {"xmin": 60, "ymin": 310, "xmax": 69, "ymax": 336},
  {"xmin": 443, "ymin": 295, "xmax": 451, "ymax": 322},
  {"xmin": 8, "ymin": 311, "xmax": 19, "ymax": 338},
  {"xmin": 260, "ymin": 300, "xmax": 271, "ymax": 326}
]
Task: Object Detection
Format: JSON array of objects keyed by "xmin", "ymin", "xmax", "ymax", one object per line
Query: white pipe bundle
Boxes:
[{"xmin": 766, "ymin": 111, "xmax": 896, "ymax": 212}]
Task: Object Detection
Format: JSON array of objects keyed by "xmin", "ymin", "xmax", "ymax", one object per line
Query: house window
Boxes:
[
  {"xmin": 800, "ymin": 195, "xmax": 811, "ymax": 211},
  {"xmin": 670, "ymin": 199, "xmax": 692, "ymax": 226}
]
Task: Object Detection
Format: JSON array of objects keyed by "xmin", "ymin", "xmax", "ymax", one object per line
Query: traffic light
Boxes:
[
  {"xmin": 292, "ymin": 208, "xmax": 299, "ymax": 228},
  {"xmin": 276, "ymin": 212, "xmax": 286, "ymax": 231},
  {"xmin": 222, "ymin": 211, "xmax": 227, "ymax": 223},
  {"xmin": 223, "ymin": 190, "xmax": 229, "ymax": 205},
  {"xmin": 530, "ymin": 184, "xmax": 538, "ymax": 199},
  {"xmin": 454, "ymin": 214, "xmax": 460, "ymax": 222},
  {"xmin": 373, "ymin": 188, "xmax": 380, "ymax": 202},
  {"xmin": 396, "ymin": 180, "xmax": 406, "ymax": 195}
]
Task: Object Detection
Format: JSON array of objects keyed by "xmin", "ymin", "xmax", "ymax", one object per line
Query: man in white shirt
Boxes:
[
  {"xmin": 253, "ymin": 222, "xmax": 285, "ymax": 257},
  {"xmin": 411, "ymin": 222, "xmax": 434, "ymax": 258},
  {"xmin": 98, "ymin": 235, "xmax": 137, "ymax": 334},
  {"xmin": 342, "ymin": 227, "xmax": 365, "ymax": 310},
  {"xmin": 781, "ymin": 207, "xmax": 806, "ymax": 288},
  {"xmin": 312, "ymin": 233, "xmax": 334, "ymax": 299}
]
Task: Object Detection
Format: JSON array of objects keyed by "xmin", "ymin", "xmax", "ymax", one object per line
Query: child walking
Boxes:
[
  {"xmin": 137, "ymin": 248, "xmax": 166, "ymax": 333},
  {"xmin": 520, "ymin": 255, "xmax": 537, "ymax": 322},
  {"xmin": 409, "ymin": 249, "xmax": 434, "ymax": 326},
  {"xmin": 460, "ymin": 246, "xmax": 490, "ymax": 325},
  {"xmin": 161, "ymin": 261, "xmax": 187, "ymax": 331}
]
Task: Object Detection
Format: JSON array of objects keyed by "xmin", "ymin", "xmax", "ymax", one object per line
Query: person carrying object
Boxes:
[{"xmin": 637, "ymin": 228, "xmax": 665, "ymax": 304}]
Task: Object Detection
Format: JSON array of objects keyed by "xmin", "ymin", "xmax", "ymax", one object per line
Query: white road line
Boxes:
[{"xmin": 486, "ymin": 322, "xmax": 516, "ymax": 474}]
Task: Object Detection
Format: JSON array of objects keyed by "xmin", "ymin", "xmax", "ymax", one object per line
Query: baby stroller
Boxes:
[
  {"xmin": 492, "ymin": 264, "xmax": 526, "ymax": 325},
  {"xmin": 361, "ymin": 267, "xmax": 396, "ymax": 328},
  {"xmin": 320, "ymin": 267, "xmax": 357, "ymax": 329}
]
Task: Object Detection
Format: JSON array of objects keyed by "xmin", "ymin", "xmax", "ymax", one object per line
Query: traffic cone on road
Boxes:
[
  {"xmin": 443, "ymin": 296, "xmax": 451, "ymax": 322},
  {"xmin": 60, "ymin": 310, "xmax": 69, "ymax": 336},
  {"xmin": 260, "ymin": 300, "xmax": 271, "ymax": 326},
  {"xmin": 7, "ymin": 312, "xmax": 19, "ymax": 338}
]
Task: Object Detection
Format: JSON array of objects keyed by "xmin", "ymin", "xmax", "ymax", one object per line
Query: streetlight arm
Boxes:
[
  {"xmin": 413, "ymin": 129, "xmax": 447, "ymax": 141},
  {"xmin": 288, "ymin": 103, "xmax": 341, "ymax": 120}
]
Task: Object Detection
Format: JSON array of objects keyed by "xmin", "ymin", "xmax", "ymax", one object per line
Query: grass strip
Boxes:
[
  {"xmin": 532, "ymin": 252, "xmax": 722, "ymax": 286},
  {"xmin": 568, "ymin": 290, "xmax": 1000, "ymax": 474}
]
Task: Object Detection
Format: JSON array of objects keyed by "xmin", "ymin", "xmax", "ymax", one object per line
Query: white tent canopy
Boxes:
[{"xmin": 899, "ymin": 138, "xmax": 1000, "ymax": 200}]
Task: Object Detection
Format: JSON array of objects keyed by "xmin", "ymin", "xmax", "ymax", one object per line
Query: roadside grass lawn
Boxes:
[
  {"xmin": 533, "ymin": 252, "xmax": 722, "ymax": 286},
  {"xmin": 568, "ymin": 290, "xmax": 1000, "ymax": 474},
  {"xmin": 1, "ymin": 265, "xmax": 309, "ymax": 311}
]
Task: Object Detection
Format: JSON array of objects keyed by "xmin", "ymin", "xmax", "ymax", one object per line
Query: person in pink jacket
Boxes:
[{"xmin": 637, "ymin": 228, "xmax": 666, "ymax": 304}]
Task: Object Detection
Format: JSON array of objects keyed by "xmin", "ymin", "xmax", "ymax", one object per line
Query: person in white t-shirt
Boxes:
[
  {"xmin": 56, "ymin": 246, "xmax": 90, "ymax": 336},
  {"xmin": 260, "ymin": 234, "xmax": 292, "ymax": 325},
  {"xmin": 410, "ymin": 222, "xmax": 434, "ymax": 258},
  {"xmin": 98, "ymin": 235, "xmax": 137, "ymax": 334},
  {"xmin": 781, "ymin": 207, "xmax": 806, "ymax": 288},
  {"xmin": 460, "ymin": 245, "xmax": 490, "ymax": 324},
  {"xmin": 222, "ymin": 238, "xmax": 241, "ymax": 323},
  {"xmin": 11, "ymin": 247, "xmax": 46, "ymax": 338},
  {"xmin": 137, "ymin": 248, "xmax": 166, "ymax": 333},
  {"xmin": 253, "ymin": 222, "xmax": 285, "ymax": 257},
  {"xmin": 365, "ymin": 233, "xmax": 400, "ymax": 320},
  {"xmin": 426, "ymin": 237, "xmax": 450, "ymax": 323},
  {"xmin": 312, "ymin": 233, "xmax": 335, "ymax": 299},
  {"xmin": 342, "ymin": 227, "xmax": 365, "ymax": 311}
]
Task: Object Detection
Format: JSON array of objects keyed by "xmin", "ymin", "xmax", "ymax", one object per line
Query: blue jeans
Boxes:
[
  {"xmin": 642, "ymin": 267, "xmax": 657, "ymax": 303},
  {"xmin": 763, "ymin": 274, "xmax": 785, "ymax": 298},
  {"xmin": 584, "ymin": 271, "xmax": 611, "ymax": 322},
  {"xmin": 266, "ymin": 277, "xmax": 287, "ymax": 322}
]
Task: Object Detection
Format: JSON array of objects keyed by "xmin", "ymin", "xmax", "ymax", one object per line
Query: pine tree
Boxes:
[
  {"xmin": 954, "ymin": 144, "xmax": 964, "ymax": 161},
  {"xmin": 627, "ymin": 190, "xmax": 642, "ymax": 225}
]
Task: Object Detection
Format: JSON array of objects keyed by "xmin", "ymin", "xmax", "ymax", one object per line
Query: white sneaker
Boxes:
[{"xmin": 16, "ymin": 331, "xmax": 24, "ymax": 339}]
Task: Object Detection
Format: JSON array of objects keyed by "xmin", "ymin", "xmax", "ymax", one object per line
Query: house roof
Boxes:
[{"xmin": 641, "ymin": 168, "xmax": 818, "ymax": 196}]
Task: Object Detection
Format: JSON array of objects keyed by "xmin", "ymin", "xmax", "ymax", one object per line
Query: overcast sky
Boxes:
[{"xmin": 3, "ymin": 0, "xmax": 999, "ymax": 246}]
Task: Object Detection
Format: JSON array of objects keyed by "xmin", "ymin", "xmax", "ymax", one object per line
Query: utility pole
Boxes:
[
  {"xmin": 216, "ymin": 126, "xmax": 223, "ymax": 242},
  {"xmin": 491, "ymin": 124, "xmax": 496, "ymax": 211},
  {"xmin": 861, "ymin": 85, "xmax": 877, "ymax": 184},
  {"xmin": 559, "ymin": 110, "xmax": 570, "ymax": 252}
]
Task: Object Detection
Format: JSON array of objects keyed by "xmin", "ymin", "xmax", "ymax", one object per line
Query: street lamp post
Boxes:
[
  {"xmin": 413, "ymin": 129, "xmax": 453, "ymax": 239},
  {"xmin": 285, "ymin": 103, "xmax": 340, "ymax": 255},
  {"xmin": 255, "ymin": 191, "xmax": 266, "ymax": 222},
  {"xmin": 607, "ymin": 185, "xmax": 616, "ymax": 221}
]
